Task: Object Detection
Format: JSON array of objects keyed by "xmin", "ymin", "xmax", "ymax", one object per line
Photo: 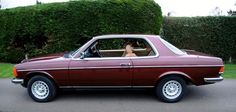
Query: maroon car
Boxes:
[{"xmin": 12, "ymin": 34, "xmax": 224, "ymax": 103}]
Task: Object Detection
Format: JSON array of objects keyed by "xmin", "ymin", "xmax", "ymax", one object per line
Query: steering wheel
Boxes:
[{"xmin": 94, "ymin": 45, "xmax": 101, "ymax": 57}]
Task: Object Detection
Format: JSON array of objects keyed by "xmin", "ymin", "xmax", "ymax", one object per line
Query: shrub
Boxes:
[
  {"xmin": 0, "ymin": 0, "xmax": 162, "ymax": 63},
  {"xmin": 161, "ymin": 16, "xmax": 236, "ymax": 62}
]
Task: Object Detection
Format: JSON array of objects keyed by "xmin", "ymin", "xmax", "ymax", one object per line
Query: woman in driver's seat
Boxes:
[{"xmin": 124, "ymin": 44, "xmax": 137, "ymax": 57}]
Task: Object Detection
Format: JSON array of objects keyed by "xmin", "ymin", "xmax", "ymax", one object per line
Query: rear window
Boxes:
[{"xmin": 160, "ymin": 38, "xmax": 187, "ymax": 55}]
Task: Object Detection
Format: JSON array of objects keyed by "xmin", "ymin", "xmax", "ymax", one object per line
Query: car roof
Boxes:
[{"xmin": 93, "ymin": 34, "xmax": 160, "ymax": 39}]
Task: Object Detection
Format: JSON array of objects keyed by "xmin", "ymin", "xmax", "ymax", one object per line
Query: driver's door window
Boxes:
[
  {"xmin": 84, "ymin": 42, "xmax": 101, "ymax": 58},
  {"xmin": 84, "ymin": 38, "xmax": 125, "ymax": 58}
]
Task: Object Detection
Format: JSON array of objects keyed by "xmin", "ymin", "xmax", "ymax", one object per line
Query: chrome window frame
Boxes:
[{"xmin": 71, "ymin": 35, "xmax": 159, "ymax": 60}]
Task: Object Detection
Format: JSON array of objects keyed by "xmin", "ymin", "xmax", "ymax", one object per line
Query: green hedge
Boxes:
[
  {"xmin": 161, "ymin": 17, "xmax": 236, "ymax": 62},
  {"xmin": 0, "ymin": 0, "xmax": 162, "ymax": 63}
]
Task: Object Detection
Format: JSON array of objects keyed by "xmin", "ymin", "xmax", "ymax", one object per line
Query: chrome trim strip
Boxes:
[
  {"xmin": 219, "ymin": 72, "xmax": 224, "ymax": 74},
  {"xmin": 159, "ymin": 71, "xmax": 191, "ymax": 80},
  {"xmin": 18, "ymin": 68, "xmax": 68, "ymax": 72},
  {"xmin": 204, "ymin": 76, "xmax": 223, "ymax": 83},
  {"xmin": 93, "ymin": 34, "xmax": 159, "ymax": 39},
  {"xmin": 11, "ymin": 78, "xmax": 24, "ymax": 84},
  {"xmin": 59, "ymin": 86, "xmax": 154, "ymax": 89},
  {"xmin": 133, "ymin": 65, "xmax": 223, "ymax": 68},
  {"xmin": 60, "ymin": 86, "xmax": 132, "ymax": 89},
  {"xmin": 18, "ymin": 65, "xmax": 223, "ymax": 72},
  {"xmin": 74, "ymin": 57, "xmax": 131, "ymax": 60},
  {"xmin": 69, "ymin": 66, "xmax": 131, "ymax": 70},
  {"xmin": 26, "ymin": 71, "xmax": 54, "ymax": 79},
  {"xmin": 99, "ymin": 48, "xmax": 146, "ymax": 52},
  {"xmin": 132, "ymin": 86, "xmax": 154, "ymax": 88}
]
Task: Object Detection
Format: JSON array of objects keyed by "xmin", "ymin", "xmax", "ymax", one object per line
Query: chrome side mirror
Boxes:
[{"xmin": 80, "ymin": 52, "xmax": 85, "ymax": 59}]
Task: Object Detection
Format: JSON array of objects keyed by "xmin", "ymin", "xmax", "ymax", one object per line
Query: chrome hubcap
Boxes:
[
  {"xmin": 162, "ymin": 80, "xmax": 182, "ymax": 99},
  {"xmin": 31, "ymin": 81, "xmax": 49, "ymax": 99}
]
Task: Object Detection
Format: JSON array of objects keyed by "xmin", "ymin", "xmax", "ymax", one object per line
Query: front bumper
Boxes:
[
  {"xmin": 11, "ymin": 78, "xmax": 24, "ymax": 84},
  {"xmin": 204, "ymin": 76, "xmax": 223, "ymax": 83}
]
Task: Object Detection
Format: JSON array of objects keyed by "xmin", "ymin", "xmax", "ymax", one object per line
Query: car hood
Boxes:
[
  {"xmin": 16, "ymin": 53, "xmax": 71, "ymax": 71},
  {"xmin": 21, "ymin": 56, "xmax": 61, "ymax": 63},
  {"xmin": 21, "ymin": 53, "xmax": 65, "ymax": 63}
]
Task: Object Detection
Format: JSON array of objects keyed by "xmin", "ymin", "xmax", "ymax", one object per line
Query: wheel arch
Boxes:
[
  {"xmin": 22, "ymin": 71, "xmax": 58, "ymax": 88},
  {"xmin": 157, "ymin": 71, "xmax": 194, "ymax": 85}
]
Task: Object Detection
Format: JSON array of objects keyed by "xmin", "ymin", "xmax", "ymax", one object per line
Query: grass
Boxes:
[
  {"xmin": 223, "ymin": 64, "xmax": 236, "ymax": 79},
  {"xmin": 0, "ymin": 63, "xmax": 14, "ymax": 78},
  {"xmin": 0, "ymin": 63, "xmax": 236, "ymax": 79}
]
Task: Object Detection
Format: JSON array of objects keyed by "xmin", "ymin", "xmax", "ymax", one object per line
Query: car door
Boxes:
[
  {"xmin": 68, "ymin": 38, "xmax": 133, "ymax": 86},
  {"xmin": 69, "ymin": 58, "xmax": 132, "ymax": 86}
]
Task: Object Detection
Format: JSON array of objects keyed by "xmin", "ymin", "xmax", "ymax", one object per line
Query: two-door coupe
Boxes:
[{"xmin": 12, "ymin": 34, "xmax": 224, "ymax": 102}]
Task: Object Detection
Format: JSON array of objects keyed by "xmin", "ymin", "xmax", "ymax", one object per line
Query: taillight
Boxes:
[
  {"xmin": 219, "ymin": 66, "xmax": 224, "ymax": 73},
  {"xmin": 13, "ymin": 67, "xmax": 18, "ymax": 77}
]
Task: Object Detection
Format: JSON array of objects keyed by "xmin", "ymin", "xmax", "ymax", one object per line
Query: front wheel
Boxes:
[
  {"xmin": 27, "ymin": 76, "xmax": 57, "ymax": 102},
  {"xmin": 156, "ymin": 76, "xmax": 186, "ymax": 103}
]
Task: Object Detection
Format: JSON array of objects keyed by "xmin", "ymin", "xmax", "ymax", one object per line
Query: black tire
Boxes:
[
  {"xmin": 27, "ymin": 76, "xmax": 57, "ymax": 102},
  {"xmin": 155, "ymin": 76, "xmax": 186, "ymax": 103}
]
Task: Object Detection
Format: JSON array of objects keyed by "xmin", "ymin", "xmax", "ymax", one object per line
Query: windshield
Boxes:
[
  {"xmin": 71, "ymin": 48, "xmax": 80, "ymax": 57},
  {"xmin": 160, "ymin": 38, "xmax": 187, "ymax": 55}
]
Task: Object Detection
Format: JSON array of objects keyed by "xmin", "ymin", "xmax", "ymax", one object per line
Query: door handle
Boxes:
[{"xmin": 120, "ymin": 63, "xmax": 131, "ymax": 66}]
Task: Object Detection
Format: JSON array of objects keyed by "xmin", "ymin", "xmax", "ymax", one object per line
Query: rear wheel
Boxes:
[
  {"xmin": 27, "ymin": 76, "xmax": 57, "ymax": 102},
  {"xmin": 156, "ymin": 76, "xmax": 186, "ymax": 103}
]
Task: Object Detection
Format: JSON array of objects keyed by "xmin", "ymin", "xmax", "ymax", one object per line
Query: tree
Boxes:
[
  {"xmin": 36, "ymin": 0, "xmax": 42, "ymax": 4},
  {"xmin": 167, "ymin": 11, "xmax": 176, "ymax": 16},
  {"xmin": 228, "ymin": 2, "xmax": 236, "ymax": 16},
  {"xmin": 209, "ymin": 7, "xmax": 223, "ymax": 16},
  {"xmin": 228, "ymin": 10, "xmax": 236, "ymax": 16}
]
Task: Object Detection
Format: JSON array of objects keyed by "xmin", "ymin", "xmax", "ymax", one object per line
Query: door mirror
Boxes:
[
  {"xmin": 63, "ymin": 51, "xmax": 74, "ymax": 58},
  {"xmin": 80, "ymin": 52, "xmax": 85, "ymax": 59},
  {"xmin": 63, "ymin": 53, "xmax": 70, "ymax": 58}
]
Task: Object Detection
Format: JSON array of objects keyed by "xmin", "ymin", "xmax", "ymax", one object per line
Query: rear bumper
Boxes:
[
  {"xmin": 204, "ymin": 76, "xmax": 223, "ymax": 83},
  {"xmin": 11, "ymin": 78, "xmax": 24, "ymax": 84}
]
